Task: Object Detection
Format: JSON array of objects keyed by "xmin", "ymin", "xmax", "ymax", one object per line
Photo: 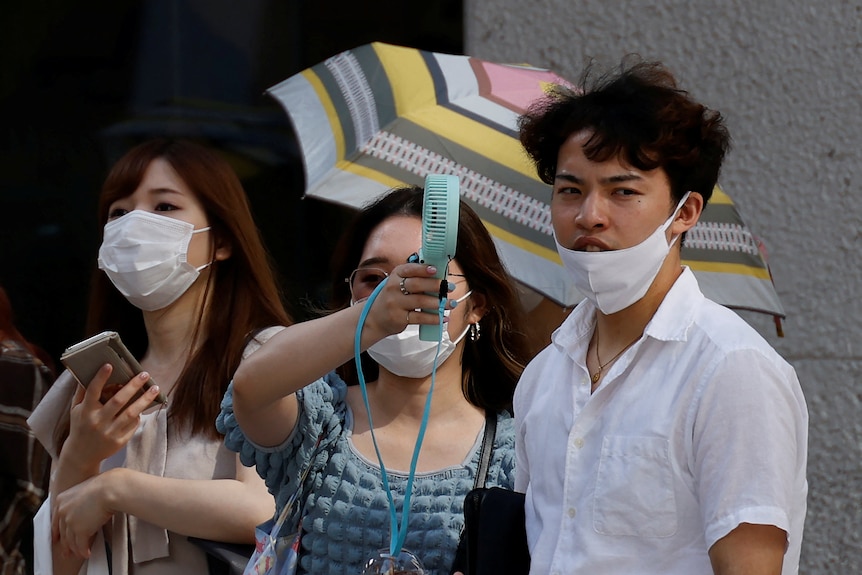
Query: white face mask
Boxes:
[
  {"xmin": 98, "ymin": 210, "xmax": 212, "ymax": 311},
  {"xmin": 367, "ymin": 291, "xmax": 472, "ymax": 378},
  {"xmin": 555, "ymin": 192, "xmax": 690, "ymax": 315}
]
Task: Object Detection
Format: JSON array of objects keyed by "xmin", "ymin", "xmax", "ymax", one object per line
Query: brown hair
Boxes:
[
  {"xmin": 0, "ymin": 286, "xmax": 55, "ymax": 374},
  {"xmin": 519, "ymin": 59, "xmax": 731, "ymax": 208},
  {"xmin": 86, "ymin": 139, "xmax": 291, "ymax": 438},
  {"xmin": 328, "ymin": 186, "xmax": 531, "ymax": 411}
]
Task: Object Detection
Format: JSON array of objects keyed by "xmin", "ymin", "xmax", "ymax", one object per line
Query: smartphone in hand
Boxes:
[{"xmin": 60, "ymin": 331, "xmax": 168, "ymax": 409}]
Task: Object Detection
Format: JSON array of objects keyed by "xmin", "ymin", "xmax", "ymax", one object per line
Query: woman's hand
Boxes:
[
  {"xmin": 62, "ymin": 364, "xmax": 162, "ymax": 468},
  {"xmin": 360, "ymin": 262, "xmax": 455, "ymax": 341},
  {"xmin": 52, "ymin": 469, "xmax": 119, "ymax": 559}
]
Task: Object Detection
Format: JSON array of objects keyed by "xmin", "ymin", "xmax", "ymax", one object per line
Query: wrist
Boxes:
[
  {"xmin": 54, "ymin": 449, "xmax": 101, "ymax": 493},
  {"xmin": 353, "ymin": 304, "xmax": 390, "ymax": 349},
  {"xmin": 99, "ymin": 467, "xmax": 130, "ymax": 513}
]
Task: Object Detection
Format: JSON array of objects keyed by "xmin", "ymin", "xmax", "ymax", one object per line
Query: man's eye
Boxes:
[{"xmin": 555, "ymin": 187, "xmax": 580, "ymax": 195}]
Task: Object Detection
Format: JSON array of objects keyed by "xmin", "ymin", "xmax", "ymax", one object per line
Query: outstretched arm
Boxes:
[{"xmin": 231, "ymin": 262, "xmax": 446, "ymax": 447}]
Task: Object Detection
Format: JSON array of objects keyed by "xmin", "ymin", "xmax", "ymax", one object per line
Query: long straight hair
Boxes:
[{"xmin": 87, "ymin": 139, "xmax": 291, "ymax": 438}]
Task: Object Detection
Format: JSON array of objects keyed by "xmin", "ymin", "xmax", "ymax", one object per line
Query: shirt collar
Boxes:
[
  {"xmin": 550, "ymin": 266, "xmax": 704, "ymax": 354},
  {"xmin": 550, "ymin": 297, "xmax": 597, "ymax": 364},
  {"xmin": 644, "ymin": 266, "xmax": 703, "ymax": 342}
]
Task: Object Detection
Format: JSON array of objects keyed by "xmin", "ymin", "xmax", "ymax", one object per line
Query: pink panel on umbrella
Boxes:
[{"xmin": 471, "ymin": 59, "xmax": 573, "ymax": 114}]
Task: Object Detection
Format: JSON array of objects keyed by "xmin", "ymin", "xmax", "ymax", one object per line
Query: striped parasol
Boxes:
[{"xmin": 267, "ymin": 42, "xmax": 784, "ymax": 325}]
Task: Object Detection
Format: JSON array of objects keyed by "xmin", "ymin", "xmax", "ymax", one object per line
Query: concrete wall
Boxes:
[{"xmin": 466, "ymin": 0, "xmax": 862, "ymax": 571}]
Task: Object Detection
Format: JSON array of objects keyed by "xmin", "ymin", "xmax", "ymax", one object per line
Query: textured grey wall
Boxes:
[{"xmin": 465, "ymin": 0, "xmax": 862, "ymax": 571}]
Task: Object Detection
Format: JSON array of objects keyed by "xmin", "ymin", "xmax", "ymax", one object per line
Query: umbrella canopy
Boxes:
[{"xmin": 267, "ymin": 42, "xmax": 784, "ymax": 325}]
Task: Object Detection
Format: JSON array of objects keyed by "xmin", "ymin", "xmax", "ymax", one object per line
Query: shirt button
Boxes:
[
  {"xmin": 574, "ymin": 438, "xmax": 585, "ymax": 448},
  {"xmin": 567, "ymin": 507, "xmax": 576, "ymax": 518}
]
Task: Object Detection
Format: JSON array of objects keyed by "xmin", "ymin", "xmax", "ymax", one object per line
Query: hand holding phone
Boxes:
[{"xmin": 60, "ymin": 331, "xmax": 168, "ymax": 409}]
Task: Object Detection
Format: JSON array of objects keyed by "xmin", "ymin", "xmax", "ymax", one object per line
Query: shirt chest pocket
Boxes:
[{"xmin": 592, "ymin": 435, "xmax": 677, "ymax": 538}]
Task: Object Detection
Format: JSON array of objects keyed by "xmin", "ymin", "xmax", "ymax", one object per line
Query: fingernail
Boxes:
[
  {"xmin": 448, "ymin": 281, "xmax": 456, "ymax": 292},
  {"xmin": 149, "ymin": 385, "xmax": 160, "ymax": 394},
  {"xmin": 426, "ymin": 265, "xmax": 437, "ymax": 274},
  {"xmin": 139, "ymin": 371, "xmax": 150, "ymax": 380}
]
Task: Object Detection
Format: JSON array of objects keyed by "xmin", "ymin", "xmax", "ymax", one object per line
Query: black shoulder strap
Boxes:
[{"xmin": 473, "ymin": 410, "xmax": 497, "ymax": 489}]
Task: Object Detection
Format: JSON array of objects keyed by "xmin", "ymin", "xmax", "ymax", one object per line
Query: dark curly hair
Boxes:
[{"xmin": 518, "ymin": 58, "xmax": 731, "ymax": 208}]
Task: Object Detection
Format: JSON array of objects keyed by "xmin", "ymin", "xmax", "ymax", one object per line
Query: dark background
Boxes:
[{"xmin": 0, "ymin": 0, "xmax": 463, "ymax": 364}]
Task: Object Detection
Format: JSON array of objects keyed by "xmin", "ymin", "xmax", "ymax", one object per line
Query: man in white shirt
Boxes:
[{"xmin": 514, "ymin": 61, "xmax": 808, "ymax": 575}]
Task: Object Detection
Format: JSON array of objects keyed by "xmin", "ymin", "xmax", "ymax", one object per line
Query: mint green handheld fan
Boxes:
[{"xmin": 418, "ymin": 174, "xmax": 460, "ymax": 342}]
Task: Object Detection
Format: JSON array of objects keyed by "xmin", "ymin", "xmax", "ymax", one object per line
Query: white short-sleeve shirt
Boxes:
[{"xmin": 514, "ymin": 268, "xmax": 808, "ymax": 575}]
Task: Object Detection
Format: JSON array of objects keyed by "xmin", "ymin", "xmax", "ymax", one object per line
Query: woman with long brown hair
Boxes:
[
  {"xmin": 29, "ymin": 138, "xmax": 291, "ymax": 575},
  {"xmin": 218, "ymin": 186, "xmax": 532, "ymax": 575}
]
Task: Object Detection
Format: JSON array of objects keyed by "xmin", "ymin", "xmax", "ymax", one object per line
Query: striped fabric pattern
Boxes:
[{"xmin": 267, "ymin": 42, "xmax": 784, "ymax": 319}]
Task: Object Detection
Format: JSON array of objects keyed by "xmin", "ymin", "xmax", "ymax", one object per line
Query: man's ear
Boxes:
[{"xmin": 672, "ymin": 192, "xmax": 704, "ymax": 236}]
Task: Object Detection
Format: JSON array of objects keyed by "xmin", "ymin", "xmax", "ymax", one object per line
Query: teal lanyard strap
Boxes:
[{"xmin": 355, "ymin": 276, "xmax": 447, "ymax": 555}]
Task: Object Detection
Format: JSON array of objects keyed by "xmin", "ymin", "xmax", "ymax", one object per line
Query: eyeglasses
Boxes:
[{"xmin": 346, "ymin": 267, "xmax": 467, "ymax": 302}]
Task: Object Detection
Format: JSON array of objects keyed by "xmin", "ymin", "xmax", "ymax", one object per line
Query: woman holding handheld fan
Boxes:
[{"xmin": 218, "ymin": 186, "xmax": 531, "ymax": 575}]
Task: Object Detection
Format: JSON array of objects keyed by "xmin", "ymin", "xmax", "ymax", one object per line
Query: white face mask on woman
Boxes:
[
  {"xmin": 555, "ymin": 192, "xmax": 690, "ymax": 315},
  {"xmin": 366, "ymin": 291, "xmax": 472, "ymax": 378},
  {"xmin": 98, "ymin": 210, "xmax": 211, "ymax": 311}
]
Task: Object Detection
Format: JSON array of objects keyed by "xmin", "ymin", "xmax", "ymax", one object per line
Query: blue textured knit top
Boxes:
[{"xmin": 217, "ymin": 372, "xmax": 516, "ymax": 575}]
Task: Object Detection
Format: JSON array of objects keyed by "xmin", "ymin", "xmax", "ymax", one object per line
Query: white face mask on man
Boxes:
[
  {"xmin": 366, "ymin": 290, "xmax": 472, "ymax": 378},
  {"xmin": 97, "ymin": 210, "xmax": 212, "ymax": 311},
  {"xmin": 555, "ymin": 192, "xmax": 690, "ymax": 315}
]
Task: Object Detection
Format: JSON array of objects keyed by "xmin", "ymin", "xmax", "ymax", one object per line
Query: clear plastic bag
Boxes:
[
  {"xmin": 243, "ymin": 516, "xmax": 302, "ymax": 575},
  {"xmin": 244, "ymin": 431, "xmax": 332, "ymax": 575}
]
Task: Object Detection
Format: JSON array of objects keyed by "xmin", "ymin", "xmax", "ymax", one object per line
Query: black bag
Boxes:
[
  {"xmin": 187, "ymin": 537, "xmax": 254, "ymax": 575},
  {"xmin": 449, "ymin": 412, "xmax": 530, "ymax": 575},
  {"xmin": 462, "ymin": 487, "xmax": 529, "ymax": 575}
]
